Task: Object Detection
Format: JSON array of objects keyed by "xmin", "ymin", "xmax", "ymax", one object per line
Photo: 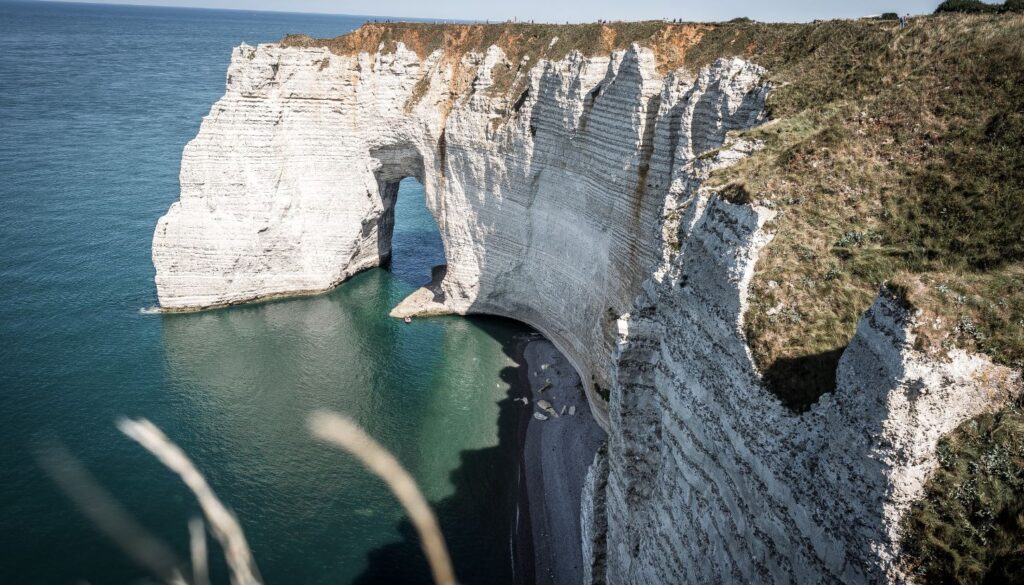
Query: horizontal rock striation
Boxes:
[{"xmin": 153, "ymin": 29, "xmax": 1020, "ymax": 583}]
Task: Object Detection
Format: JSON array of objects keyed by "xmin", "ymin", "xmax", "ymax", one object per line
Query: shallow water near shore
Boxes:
[{"xmin": 0, "ymin": 2, "xmax": 527, "ymax": 583}]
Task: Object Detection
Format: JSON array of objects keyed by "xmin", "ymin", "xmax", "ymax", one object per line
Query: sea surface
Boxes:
[{"xmin": 0, "ymin": 2, "xmax": 526, "ymax": 583}]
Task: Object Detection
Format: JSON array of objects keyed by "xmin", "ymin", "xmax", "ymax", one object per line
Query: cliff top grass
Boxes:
[
  {"xmin": 700, "ymin": 13, "xmax": 1024, "ymax": 406},
  {"xmin": 282, "ymin": 21, "xmax": 707, "ymax": 110}
]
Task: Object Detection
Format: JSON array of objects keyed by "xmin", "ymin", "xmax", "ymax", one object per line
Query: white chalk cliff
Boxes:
[{"xmin": 154, "ymin": 35, "xmax": 1020, "ymax": 583}]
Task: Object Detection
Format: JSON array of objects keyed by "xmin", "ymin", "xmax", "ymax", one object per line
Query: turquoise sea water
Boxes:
[{"xmin": 0, "ymin": 2, "xmax": 527, "ymax": 583}]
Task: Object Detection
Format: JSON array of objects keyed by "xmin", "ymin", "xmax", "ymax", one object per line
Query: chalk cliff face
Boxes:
[{"xmin": 154, "ymin": 35, "xmax": 1019, "ymax": 583}]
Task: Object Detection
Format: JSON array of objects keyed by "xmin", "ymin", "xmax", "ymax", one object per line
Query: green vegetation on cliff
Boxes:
[
  {"xmin": 288, "ymin": 16, "xmax": 1023, "ymax": 395},
  {"xmin": 901, "ymin": 403, "xmax": 1024, "ymax": 583},
  {"xmin": 694, "ymin": 14, "xmax": 1024, "ymax": 402}
]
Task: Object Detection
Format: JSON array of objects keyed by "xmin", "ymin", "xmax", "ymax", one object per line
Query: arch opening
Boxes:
[
  {"xmin": 386, "ymin": 177, "xmax": 446, "ymax": 288},
  {"xmin": 369, "ymin": 144, "xmax": 446, "ymax": 291}
]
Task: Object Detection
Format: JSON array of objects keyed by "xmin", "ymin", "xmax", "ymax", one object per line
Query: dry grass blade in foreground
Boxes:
[
  {"xmin": 189, "ymin": 517, "xmax": 210, "ymax": 585},
  {"xmin": 35, "ymin": 442, "xmax": 189, "ymax": 585},
  {"xmin": 308, "ymin": 410, "xmax": 457, "ymax": 585},
  {"xmin": 118, "ymin": 418, "xmax": 263, "ymax": 585}
]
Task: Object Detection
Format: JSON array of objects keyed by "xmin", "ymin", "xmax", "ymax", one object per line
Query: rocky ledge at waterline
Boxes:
[{"xmin": 153, "ymin": 20, "xmax": 1022, "ymax": 583}]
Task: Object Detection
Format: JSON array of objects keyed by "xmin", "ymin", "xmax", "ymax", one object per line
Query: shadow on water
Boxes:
[
  {"xmin": 155, "ymin": 271, "xmax": 538, "ymax": 585},
  {"xmin": 353, "ymin": 317, "xmax": 536, "ymax": 585}
]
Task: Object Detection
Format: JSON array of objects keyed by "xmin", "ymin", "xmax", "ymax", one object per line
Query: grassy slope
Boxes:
[
  {"xmin": 701, "ymin": 15, "xmax": 1024, "ymax": 408},
  {"xmin": 283, "ymin": 15, "xmax": 1024, "ymax": 581},
  {"xmin": 693, "ymin": 18, "xmax": 1024, "ymax": 580},
  {"xmin": 685, "ymin": 17, "xmax": 1024, "ymax": 581},
  {"xmin": 902, "ymin": 405, "xmax": 1024, "ymax": 583}
]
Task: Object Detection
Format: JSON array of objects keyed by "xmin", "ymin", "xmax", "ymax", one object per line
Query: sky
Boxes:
[{"xmin": 44, "ymin": 1, "xmax": 944, "ymax": 23}]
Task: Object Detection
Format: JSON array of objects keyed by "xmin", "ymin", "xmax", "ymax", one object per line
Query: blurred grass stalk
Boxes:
[
  {"xmin": 35, "ymin": 441, "xmax": 189, "ymax": 585},
  {"xmin": 309, "ymin": 410, "xmax": 457, "ymax": 585},
  {"xmin": 118, "ymin": 418, "xmax": 263, "ymax": 585},
  {"xmin": 40, "ymin": 413, "xmax": 455, "ymax": 585}
]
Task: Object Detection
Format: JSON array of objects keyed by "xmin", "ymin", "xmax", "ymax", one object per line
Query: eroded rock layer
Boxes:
[{"xmin": 153, "ymin": 34, "xmax": 1019, "ymax": 583}]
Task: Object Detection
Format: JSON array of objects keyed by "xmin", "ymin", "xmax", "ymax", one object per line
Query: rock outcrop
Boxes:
[{"xmin": 153, "ymin": 30, "xmax": 1020, "ymax": 583}]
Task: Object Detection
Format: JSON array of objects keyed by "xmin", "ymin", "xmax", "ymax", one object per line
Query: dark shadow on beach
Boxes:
[{"xmin": 353, "ymin": 316, "xmax": 538, "ymax": 585}]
